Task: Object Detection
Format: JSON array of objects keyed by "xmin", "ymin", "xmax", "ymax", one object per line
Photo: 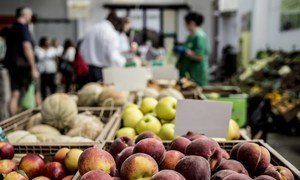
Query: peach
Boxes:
[
  {"xmin": 120, "ymin": 153, "xmax": 159, "ymax": 180},
  {"xmin": 80, "ymin": 170, "xmax": 112, "ymax": 180},
  {"xmin": 215, "ymin": 159, "xmax": 248, "ymax": 175},
  {"xmin": 159, "ymin": 150, "xmax": 184, "ymax": 170},
  {"xmin": 54, "ymin": 148, "xmax": 70, "ymax": 164},
  {"xmin": 4, "ymin": 170, "xmax": 28, "ymax": 180},
  {"xmin": 170, "ymin": 137, "xmax": 191, "ymax": 154},
  {"xmin": 220, "ymin": 148, "xmax": 230, "ymax": 159},
  {"xmin": 135, "ymin": 131, "xmax": 162, "ymax": 143},
  {"xmin": 0, "ymin": 159, "xmax": 17, "ymax": 174},
  {"xmin": 185, "ymin": 137, "xmax": 222, "ymax": 170},
  {"xmin": 109, "ymin": 137, "xmax": 135, "ymax": 159},
  {"xmin": 32, "ymin": 176, "xmax": 50, "ymax": 180},
  {"xmin": 133, "ymin": 138, "xmax": 166, "ymax": 164},
  {"xmin": 0, "ymin": 142, "xmax": 14, "ymax": 160},
  {"xmin": 230, "ymin": 142, "xmax": 271, "ymax": 176},
  {"xmin": 41, "ymin": 162, "xmax": 67, "ymax": 180},
  {"xmin": 64, "ymin": 149, "xmax": 83, "ymax": 171},
  {"xmin": 19, "ymin": 154, "xmax": 45, "ymax": 179},
  {"xmin": 175, "ymin": 155, "xmax": 210, "ymax": 180},
  {"xmin": 211, "ymin": 170, "xmax": 251, "ymax": 180},
  {"xmin": 255, "ymin": 175, "xmax": 276, "ymax": 180},
  {"xmin": 182, "ymin": 131, "xmax": 206, "ymax": 141},
  {"xmin": 263, "ymin": 166, "xmax": 294, "ymax": 180},
  {"xmin": 116, "ymin": 147, "xmax": 134, "ymax": 171},
  {"xmin": 62, "ymin": 175, "xmax": 74, "ymax": 180},
  {"xmin": 78, "ymin": 147, "xmax": 116, "ymax": 176},
  {"xmin": 152, "ymin": 170, "xmax": 185, "ymax": 180}
]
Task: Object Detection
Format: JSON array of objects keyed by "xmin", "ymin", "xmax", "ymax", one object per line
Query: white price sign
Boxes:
[{"xmin": 151, "ymin": 65, "xmax": 179, "ymax": 81}]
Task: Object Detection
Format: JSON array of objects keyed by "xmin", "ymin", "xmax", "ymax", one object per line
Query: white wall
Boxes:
[{"xmin": 0, "ymin": 0, "xmax": 76, "ymax": 43}]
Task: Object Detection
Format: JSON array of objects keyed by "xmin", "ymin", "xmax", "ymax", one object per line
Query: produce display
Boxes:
[
  {"xmin": 76, "ymin": 132, "xmax": 296, "ymax": 180},
  {"xmin": 0, "ymin": 141, "xmax": 83, "ymax": 179},
  {"xmin": 77, "ymin": 83, "xmax": 129, "ymax": 107},
  {"xmin": 117, "ymin": 96, "xmax": 241, "ymax": 140},
  {"xmin": 6, "ymin": 93, "xmax": 108, "ymax": 143}
]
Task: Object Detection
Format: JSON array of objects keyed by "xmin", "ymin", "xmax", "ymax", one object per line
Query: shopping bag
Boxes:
[
  {"xmin": 21, "ymin": 81, "xmax": 36, "ymax": 109},
  {"xmin": 73, "ymin": 52, "xmax": 89, "ymax": 76}
]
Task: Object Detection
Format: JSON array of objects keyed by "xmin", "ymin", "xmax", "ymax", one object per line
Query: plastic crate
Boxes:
[
  {"xmin": 101, "ymin": 140, "xmax": 300, "ymax": 179},
  {"xmin": 0, "ymin": 107, "xmax": 121, "ymax": 143}
]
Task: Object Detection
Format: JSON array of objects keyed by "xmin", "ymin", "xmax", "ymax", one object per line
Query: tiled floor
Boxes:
[{"xmin": 267, "ymin": 133, "xmax": 300, "ymax": 169}]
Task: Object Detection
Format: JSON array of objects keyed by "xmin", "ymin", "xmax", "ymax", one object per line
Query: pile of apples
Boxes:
[
  {"xmin": 117, "ymin": 96, "xmax": 177, "ymax": 140},
  {"xmin": 0, "ymin": 141, "xmax": 83, "ymax": 180},
  {"xmin": 77, "ymin": 131, "xmax": 295, "ymax": 180}
]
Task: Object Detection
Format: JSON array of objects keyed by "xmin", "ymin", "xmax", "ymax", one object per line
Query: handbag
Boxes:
[
  {"xmin": 73, "ymin": 52, "xmax": 89, "ymax": 76},
  {"xmin": 20, "ymin": 81, "xmax": 36, "ymax": 109},
  {"xmin": 59, "ymin": 59, "xmax": 73, "ymax": 74}
]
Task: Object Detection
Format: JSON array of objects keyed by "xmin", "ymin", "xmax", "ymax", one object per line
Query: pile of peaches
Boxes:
[{"xmin": 77, "ymin": 131, "xmax": 295, "ymax": 180}]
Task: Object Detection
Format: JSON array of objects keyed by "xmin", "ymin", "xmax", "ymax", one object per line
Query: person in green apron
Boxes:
[{"xmin": 178, "ymin": 12, "xmax": 209, "ymax": 86}]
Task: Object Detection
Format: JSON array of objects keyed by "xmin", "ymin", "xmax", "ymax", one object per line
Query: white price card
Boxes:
[
  {"xmin": 151, "ymin": 65, "xmax": 179, "ymax": 80},
  {"xmin": 103, "ymin": 67, "xmax": 149, "ymax": 91},
  {"xmin": 174, "ymin": 100, "xmax": 232, "ymax": 138}
]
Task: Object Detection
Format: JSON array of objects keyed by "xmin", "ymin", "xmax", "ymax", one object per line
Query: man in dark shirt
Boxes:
[{"xmin": 4, "ymin": 7, "xmax": 39, "ymax": 115}]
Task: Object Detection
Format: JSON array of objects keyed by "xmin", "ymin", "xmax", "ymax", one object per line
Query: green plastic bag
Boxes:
[
  {"xmin": 21, "ymin": 81, "xmax": 36, "ymax": 109},
  {"xmin": 0, "ymin": 127, "xmax": 8, "ymax": 141}
]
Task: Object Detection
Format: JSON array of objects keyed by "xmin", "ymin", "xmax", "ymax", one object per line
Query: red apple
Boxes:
[
  {"xmin": 115, "ymin": 147, "xmax": 134, "ymax": 171},
  {"xmin": 19, "ymin": 154, "xmax": 45, "ymax": 179},
  {"xmin": 170, "ymin": 137, "xmax": 191, "ymax": 154},
  {"xmin": 41, "ymin": 162, "xmax": 67, "ymax": 180},
  {"xmin": 62, "ymin": 175, "xmax": 74, "ymax": 180},
  {"xmin": 120, "ymin": 153, "xmax": 158, "ymax": 179},
  {"xmin": 80, "ymin": 170, "xmax": 112, "ymax": 180},
  {"xmin": 0, "ymin": 159, "xmax": 17, "ymax": 174},
  {"xmin": 133, "ymin": 138, "xmax": 166, "ymax": 164},
  {"xmin": 54, "ymin": 148, "xmax": 70, "ymax": 164},
  {"xmin": 109, "ymin": 137, "xmax": 135, "ymax": 159},
  {"xmin": 160, "ymin": 150, "xmax": 184, "ymax": 170},
  {"xmin": 0, "ymin": 141, "xmax": 14, "ymax": 160},
  {"xmin": 78, "ymin": 147, "xmax": 116, "ymax": 176}
]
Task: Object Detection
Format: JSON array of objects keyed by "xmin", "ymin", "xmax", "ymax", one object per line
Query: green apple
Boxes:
[
  {"xmin": 160, "ymin": 119, "xmax": 175, "ymax": 125},
  {"xmin": 116, "ymin": 127, "xmax": 136, "ymax": 139},
  {"xmin": 158, "ymin": 123, "xmax": 175, "ymax": 140},
  {"xmin": 122, "ymin": 107, "xmax": 144, "ymax": 128},
  {"xmin": 124, "ymin": 103, "xmax": 139, "ymax": 110},
  {"xmin": 155, "ymin": 96, "xmax": 177, "ymax": 120},
  {"xmin": 135, "ymin": 115, "xmax": 161, "ymax": 135},
  {"xmin": 140, "ymin": 97, "xmax": 158, "ymax": 114}
]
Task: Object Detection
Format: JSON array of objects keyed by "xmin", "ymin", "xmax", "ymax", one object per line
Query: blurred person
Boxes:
[
  {"xmin": 59, "ymin": 39, "xmax": 76, "ymax": 92},
  {"xmin": 176, "ymin": 12, "xmax": 209, "ymax": 86},
  {"xmin": 119, "ymin": 17, "xmax": 131, "ymax": 54},
  {"xmin": 35, "ymin": 37, "xmax": 57, "ymax": 100},
  {"xmin": 80, "ymin": 11, "xmax": 126, "ymax": 83},
  {"xmin": 52, "ymin": 38, "xmax": 63, "ymax": 56},
  {"xmin": 4, "ymin": 7, "xmax": 39, "ymax": 115}
]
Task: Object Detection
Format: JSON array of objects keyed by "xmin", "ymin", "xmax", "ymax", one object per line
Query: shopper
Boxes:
[
  {"xmin": 4, "ymin": 7, "xmax": 39, "ymax": 115},
  {"xmin": 35, "ymin": 37, "xmax": 58, "ymax": 100},
  {"xmin": 59, "ymin": 39, "xmax": 76, "ymax": 93},
  {"xmin": 177, "ymin": 12, "xmax": 209, "ymax": 86},
  {"xmin": 80, "ymin": 11, "xmax": 126, "ymax": 83},
  {"xmin": 119, "ymin": 17, "xmax": 132, "ymax": 54},
  {"xmin": 52, "ymin": 38, "xmax": 63, "ymax": 56}
]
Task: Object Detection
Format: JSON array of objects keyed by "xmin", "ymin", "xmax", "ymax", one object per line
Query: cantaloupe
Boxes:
[
  {"xmin": 158, "ymin": 88, "xmax": 184, "ymax": 100},
  {"xmin": 98, "ymin": 86, "xmax": 128, "ymax": 107},
  {"xmin": 28, "ymin": 124, "xmax": 61, "ymax": 136},
  {"xmin": 26, "ymin": 113, "xmax": 43, "ymax": 129},
  {"xmin": 7, "ymin": 130, "xmax": 39, "ymax": 143},
  {"xmin": 41, "ymin": 93, "xmax": 78, "ymax": 130},
  {"xmin": 77, "ymin": 83, "xmax": 103, "ymax": 106}
]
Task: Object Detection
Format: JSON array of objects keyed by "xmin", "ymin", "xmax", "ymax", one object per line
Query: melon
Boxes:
[
  {"xmin": 67, "ymin": 112, "xmax": 104, "ymax": 140},
  {"xmin": 98, "ymin": 87, "xmax": 128, "ymax": 107},
  {"xmin": 41, "ymin": 93, "xmax": 78, "ymax": 130},
  {"xmin": 28, "ymin": 124, "xmax": 61, "ymax": 136},
  {"xmin": 158, "ymin": 88, "xmax": 184, "ymax": 100},
  {"xmin": 7, "ymin": 130, "xmax": 39, "ymax": 143},
  {"xmin": 143, "ymin": 88, "xmax": 159, "ymax": 99},
  {"xmin": 26, "ymin": 113, "xmax": 43, "ymax": 129},
  {"xmin": 35, "ymin": 134, "xmax": 59, "ymax": 143},
  {"xmin": 77, "ymin": 83, "xmax": 103, "ymax": 106},
  {"xmin": 69, "ymin": 94, "xmax": 79, "ymax": 104},
  {"xmin": 70, "ymin": 136, "xmax": 93, "ymax": 142}
]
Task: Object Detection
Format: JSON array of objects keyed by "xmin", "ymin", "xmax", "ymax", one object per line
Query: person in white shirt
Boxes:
[
  {"xmin": 52, "ymin": 38, "xmax": 63, "ymax": 56},
  {"xmin": 80, "ymin": 11, "xmax": 126, "ymax": 83},
  {"xmin": 59, "ymin": 39, "xmax": 76, "ymax": 92},
  {"xmin": 119, "ymin": 17, "xmax": 131, "ymax": 54},
  {"xmin": 35, "ymin": 37, "xmax": 58, "ymax": 99}
]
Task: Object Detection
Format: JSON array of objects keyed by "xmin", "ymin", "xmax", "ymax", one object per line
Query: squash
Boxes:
[
  {"xmin": 143, "ymin": 88, "xmax": 159, "ymax": 99},
  {"xmin": 41, "ymin": 93, "xmax": 78, "ymax": 130},
  {"xmin": 26, "ymin": 113, "xmax": 43, "ymax": 129},
  {"xmin": 77, "ymin": 83, "xmax": 103, "ymax": 106},
  {"xmin": 28, "ymin": 124, "xmax": 61, "ymax": 136},
  {"xmin": 67, "ymin": 112, "xmax": 104, "ymax": 140},
  {"xmin": 7, "ymin": 130, "xmax": 39, "ymax": 143},
  {"xmin": 69, "ymin": 94, "xmax": 79, "ymax": 104},
  {"xmin": 158, "ymin": 88, "xmax": 184, "ymax": 100},
  {"xmin": 35, "ymin": 134, "xmax": 60, "ymax": 143},
  {"xmin": 98, "ymin": 86, "xmax": 128, "ymax": 107},
  {"xmin": 70, "ymin": 136, "xmax": 94, "ymax": 142}
]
